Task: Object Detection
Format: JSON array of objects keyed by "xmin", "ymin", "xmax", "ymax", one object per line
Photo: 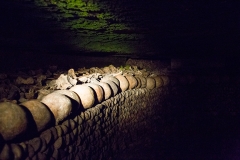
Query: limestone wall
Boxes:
[{"xmin": 0, "ymin": 86, "xmax": 169, "ymax": 160}]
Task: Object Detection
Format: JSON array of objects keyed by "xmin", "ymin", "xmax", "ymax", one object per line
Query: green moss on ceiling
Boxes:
[
  {"xmin": 2, "ymin": 1, "xmax": 237, "ymax": 57},
  {"xmin": 31, "ymin": 0, "xmax": 141, "ymax": 54}
]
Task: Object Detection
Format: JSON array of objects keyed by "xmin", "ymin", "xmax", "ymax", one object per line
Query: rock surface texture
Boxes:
[{"xmin": 0, "ymin": 1, "xmax": 238, "ymax": 57}]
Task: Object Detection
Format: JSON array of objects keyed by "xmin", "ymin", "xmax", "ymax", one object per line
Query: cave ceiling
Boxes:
[{"xmin": 0, "ymin": 1, "xmax": 239, "ymax": 58}]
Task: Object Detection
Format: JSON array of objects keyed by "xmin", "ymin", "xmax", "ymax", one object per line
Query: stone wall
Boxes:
[
  {"xmin": 0, "ymin": 86, "xmax": 169, "ymax": 160},
  {"xmin": 1, "ymin": 57, "xmax": 240, "ymax": 159}
]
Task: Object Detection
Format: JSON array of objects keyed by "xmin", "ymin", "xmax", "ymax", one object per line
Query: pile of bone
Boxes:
[{"xmin": 0, "ymin": 65, "xmax": 169, "ymax": 142}]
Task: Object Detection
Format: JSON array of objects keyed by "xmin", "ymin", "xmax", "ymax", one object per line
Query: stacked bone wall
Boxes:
[{"xmin": 0, "ymin": 86, "xmax": 168, "ymax": 160}]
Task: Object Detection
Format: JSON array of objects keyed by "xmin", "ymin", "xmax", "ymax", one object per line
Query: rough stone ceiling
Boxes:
[{"xmin": 0, "ymin": 1, "xmax": 239, "ymax": 58}]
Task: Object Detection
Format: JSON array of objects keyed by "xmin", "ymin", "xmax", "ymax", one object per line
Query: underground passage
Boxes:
[{"xmin": 0, "ymin": 1, "xmax": 240, "ymax": 160}]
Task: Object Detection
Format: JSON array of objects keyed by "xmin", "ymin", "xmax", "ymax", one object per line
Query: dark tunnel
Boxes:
[{"xmin": 0, "ymin": 1, "xmax": 240, "ymax": 159}]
